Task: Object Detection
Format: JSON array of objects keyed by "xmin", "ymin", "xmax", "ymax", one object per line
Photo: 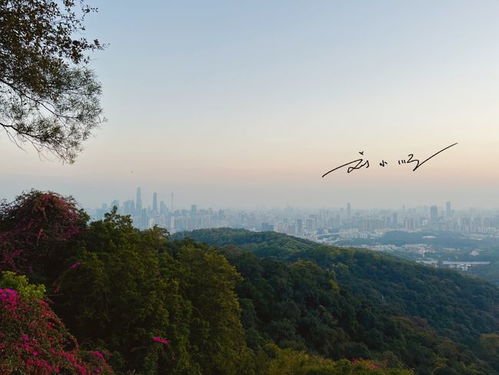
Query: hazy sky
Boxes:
[{"xmin": 2, "ymin": 0, "xmax": 499, "ymax": 209}]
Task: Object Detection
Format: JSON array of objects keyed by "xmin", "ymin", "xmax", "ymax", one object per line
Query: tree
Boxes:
[
  {"xmin": 0, "ymin": 190, "xmax": 87, "ymax": 281},
  {"xmin": 54, "ymin": 211, "xmax": 178, "ymax": 373},
  {"xmin": 264, "ymin": 344, "xmax": 413, "ymax": 375},
  {"xmin": 54, "ymin": 211, "xmax": 256, "ymax": 374},
  {"xmin": 168, "ymin": 242, "xmax": 254, "ymax": 374},
  {"xmin": 0, "ymin": 0, "xmax": 104, "ymax": 162}
]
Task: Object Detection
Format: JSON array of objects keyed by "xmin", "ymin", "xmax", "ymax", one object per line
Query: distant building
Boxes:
[
  {"xmin": 392, "ymin": 212, "xmax": 398, "ymax": 227},
  {"xmin": 297, "ymin": 219, "xmax": 303, "ymax": 235},
  {"xmin": 446, "ymin": 201, "xmax": 452, "ymax": 218},
  {"xmin": 160, "ymin": 201, "xmax": 167, "ymax": 215},
  {"xmin": 430, "ymin": 205, "xmax": 438, "ymax": 223},
  {"xmin": 152, "ymin": 192, "xmax": 158, "ymax": 213},
  {"xmin": 123, "ymin": 200, "xmax": 135, "ymax": 215},
  {"xmin": 136, "ymin": 187, "xmax": 142, "ymax": 213},
  {"xmin": 93, "ymin": 192, "xmax": 499, "ymax": 244},
  {"xmin": 442, "ymin": 261, "xmax": 490, "ymax": 271}
]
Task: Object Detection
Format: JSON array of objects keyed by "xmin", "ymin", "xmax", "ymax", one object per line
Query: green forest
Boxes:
[
  {"xmin": 334, "ymin": 231, "xmax": 499, "ymax": 287},
  {"xmin": 1, "ymin": 191, "xmax": 498, "ymax": 374}
]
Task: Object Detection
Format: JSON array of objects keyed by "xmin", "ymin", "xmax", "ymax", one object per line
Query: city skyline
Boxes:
[
  {"xmin": 87, "ymin": 186, "xmax": 499, "ymax": 240},
  {"xmin": 87, "ymin": 186, "xmax": 499, "ymax": 212}
]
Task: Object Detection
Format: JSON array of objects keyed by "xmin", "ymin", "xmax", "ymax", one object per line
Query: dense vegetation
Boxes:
[
  {"xmin": 334, "ymin": 230, "xmax": 499, "ymax": 287},
  {"xmin": 1, "ymin": 192, "xmax": 498, "ymax": 374},
  {"xmin": 0, "ymin": 271, "xmax": 113, "ymax": 374},
  {"xmin": 175, "ymin": 228, "xmax": 499, "ymax": 374},
  {"xmin": 467, "ymin": 248, "xmax": 499, "ymax": 287}
]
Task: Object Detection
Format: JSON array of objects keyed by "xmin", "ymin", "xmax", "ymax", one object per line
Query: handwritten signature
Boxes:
[{"xmin": 322, "ymin": 142, "xmax": 458, "ymax": 178}]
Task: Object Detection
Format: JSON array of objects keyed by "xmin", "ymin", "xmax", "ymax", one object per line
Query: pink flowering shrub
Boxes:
[
  {"xmin": 69, "ymin": 261, "xmax": 84, "ymax": 269},
  {"xmin": 0, "ymin": 284, "xmax": 114, "ymax": 374},
  {"xmin": 151, "ymin": 336, "xmax": 170, "ymax": 345},
  {"xmin": 0, "ymin": 191, "xmax": 87, "ymax": 280}
]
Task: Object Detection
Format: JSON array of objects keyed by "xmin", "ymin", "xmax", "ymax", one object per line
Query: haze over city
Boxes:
[{"xmin": 2, "ymin": 0, "xmax": 499, "ymax": 209}]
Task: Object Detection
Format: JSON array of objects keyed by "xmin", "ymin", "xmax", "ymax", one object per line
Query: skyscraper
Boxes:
[
  {"xmin": 136, "ymin": 187, "xmax": 142, "ymax": 213},
  {"xmin": 430, "ymin": 205, "xmax": 438, "ymax": 223},
  {"xmin": 152, "ymin": 192, "xmax": 158, "ymax": 213},
  {"xmin": 297, "ymin": 219, "xmax": 303, "ymax": 235},
  {"xmin": 160, "ymin": 201, "xmax": 167, "ymax": 215},
  {"xmin": 446, "ymin": 201, "xmax": 452, "ymax": 218}
]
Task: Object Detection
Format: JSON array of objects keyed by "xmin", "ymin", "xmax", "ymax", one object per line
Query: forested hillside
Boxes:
[
  {"xmin": 1, "ymin": 192, "xmax": 498, "ymax": 374},
  {"xmin": 175, "ymin": 228, "xmax": 499, "ymax": 373}
]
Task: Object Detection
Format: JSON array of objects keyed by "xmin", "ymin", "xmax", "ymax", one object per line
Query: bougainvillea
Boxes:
[
  {"xmin": 0, "ymin": 190, "xmax": 87, "ymax": 280},
  {"xmin": 0, "ymin": 274, "xmax": 114, "ymax": 374},
  {"xmin": 152, "ymin": 336, "xmax": 170, "ymax": 345}
]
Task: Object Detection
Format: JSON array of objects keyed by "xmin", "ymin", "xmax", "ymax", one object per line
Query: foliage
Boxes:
[
  {"xmin": 164, "ymin": 241, "xmax": 255, "ymax": 374},
  {"xmin": 264, "ymin": 344, "xmax": 413, "ymax": 375},
  {"xmin": 178, "ymin": 229, "xmax": 498, "ymax": 344},
  {"xmin": 0, "ymin": 274, "xmax": 113, "ymax": 374},
  {"xmin": 0, "ymin": 190, "xmax": 87, "ymax": 281},
  {"xmin": 467, "ymin": 248, "xmax": 499, "ymax": 287},
  {"xmin": 480, "ymin": 333, "xmax": 499, "ymax": 369},
  {"xmin": 176, "ymin": 228, "xmax": 499, "ymax": 374},
  {"xmin": 0, "ymin": 270, "xmax": 45, "ymax": 300},
  {"xmin": 217, "ymin": 246, "xmax": 493, "ymax": 374},
  {"xmin": 297, "ymin": 248, "xmax": 498, "ymax": 347},
  {"xmin": 1, "ymin": 192, "xmax": 498, "ymax": 375},
  {"xmin": 0, "ymin": 0, "xmax": 104, "ymax": 162},
  {"xmin": 54, "ymin": 209, "xmax": 255, "ymax": 374},
  {"xmin": 53, "ymin": 210, "xmax": 177, "ymax": 373}
]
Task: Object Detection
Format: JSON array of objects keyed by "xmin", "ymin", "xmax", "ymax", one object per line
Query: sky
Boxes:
[{"xmin": 2, "ymin": 0, "xmax": 499, "ymax": 209}]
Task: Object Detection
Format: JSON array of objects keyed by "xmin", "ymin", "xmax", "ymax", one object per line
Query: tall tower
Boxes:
[
  {"xmin": 152, "ymin": 192, "xmax": 158, "ymax": 213},
  {"xmin": 347, "ymin": 202, "xmax": 351, "ymax": 220},
  {"xmin": 430, "ymin": 205, "xmax": 438, "ymax": 223},
  {"xmin": 171, "ymin": 192, "xmax": 174, "ymax": 212},
  {"xmin": 136, "ymin": 187, "xmax": 142, "ymax": 212},
  {"xmin": 446, "ymin": 201, "xmax": 452, "ymax": 218}
]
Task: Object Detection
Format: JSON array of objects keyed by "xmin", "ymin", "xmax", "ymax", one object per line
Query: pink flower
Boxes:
[
  {"xmin": 90, "ymin": 351, "xmax": 105, "ymax": 361},
  {"xmin": 69, "ymin": 262, "xmax": 83, "ymax": 269},
  {"xmin": 0, "ymin": 288, "xmax": 19, "ymax": 310},
  {"xmin": 0, "ymin": 288, "xmax": 18, "ymax": 300},
  {"xmin": 152, "ymin": 336, "xmax": 169, "ymax": 345}
]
